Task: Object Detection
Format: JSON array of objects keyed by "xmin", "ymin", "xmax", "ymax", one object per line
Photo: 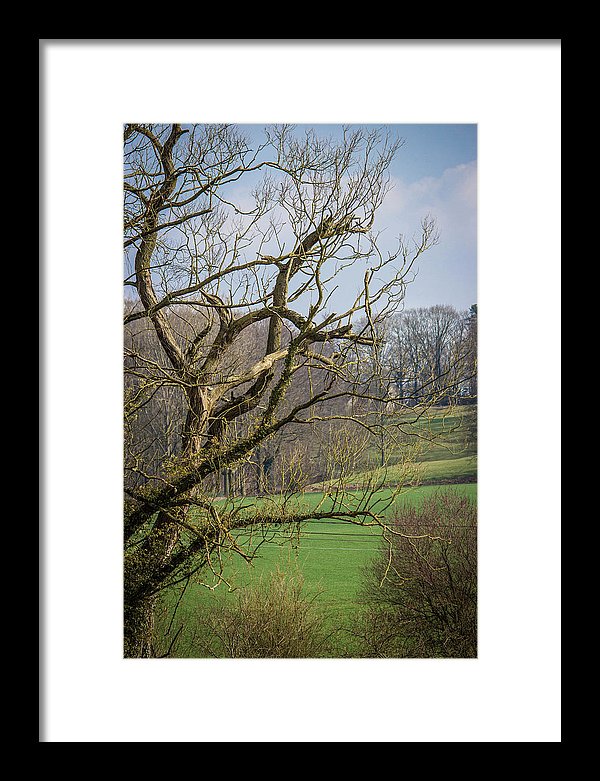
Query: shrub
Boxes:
[
  {"xmin": 357, "ymin": 489, "xmax": 477, "ymax": 658},
  {"xmin": 191, "ymin": 568, "xmax": 332, "ymax": 658}
]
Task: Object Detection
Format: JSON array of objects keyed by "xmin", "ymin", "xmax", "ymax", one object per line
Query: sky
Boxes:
[
  {"xmin": 124, "ymin": 123, "xmax": 477, "ymax": 315},
  {"xmin": 241, "ymin": 123, "xmax": 477, "ymax": 313}
]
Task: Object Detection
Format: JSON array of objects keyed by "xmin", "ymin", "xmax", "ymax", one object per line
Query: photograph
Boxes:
[{"xmin": 123, "ymin": 122, "xmax": 478, "ymax": 659}]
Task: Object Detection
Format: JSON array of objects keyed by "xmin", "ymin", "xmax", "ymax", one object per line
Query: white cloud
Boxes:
[
  {"xmin": 378, "ymin": 160, "xmax": 477, "ymax": 240},
  {"xmin": 374, "ymin": 161, "xmax": 477, "ymax": 310},
  {"xmin": 189, "ymin": 160, "xmax": 477, "ymax": 313}
]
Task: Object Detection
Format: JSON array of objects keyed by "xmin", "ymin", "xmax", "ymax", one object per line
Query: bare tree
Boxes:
[
  {"xmin": 123, "ymin": 123, "xmax": 440, "ymax": 657},
  {"xmin": 464, "ymin": 304, "xmax": 478, "ymax": 402},
  {"xmin": 385, "ymin": 305, "xmax": 476, "ymax": 406}
]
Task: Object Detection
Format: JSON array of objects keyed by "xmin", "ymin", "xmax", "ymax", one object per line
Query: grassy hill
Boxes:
[
  {"xmin": 347, "ymin": 454, "xmax": 477, "ymax": 486},
  {"xmin": 309, "ymin": 404, "xmax": 477, "ymax": 489}
]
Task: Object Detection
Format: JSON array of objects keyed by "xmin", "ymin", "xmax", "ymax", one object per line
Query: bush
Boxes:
[
  {"xmin": 357, "ymin": 490, "xmax": 477, "ymax": 658},
  {"xmin": 191, "ymin": 568, "xmax": 332, "ymax": 658}
]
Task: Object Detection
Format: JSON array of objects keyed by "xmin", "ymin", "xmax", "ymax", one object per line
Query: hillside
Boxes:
[{"xmin": 308, "ymin": 404, "xmax": 477, "ymax": 489}]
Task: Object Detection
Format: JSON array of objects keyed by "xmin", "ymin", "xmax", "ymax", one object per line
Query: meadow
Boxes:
[
  {"xmin": 156, "ymin": 483, "xmax": 477, "ymax": 657},
  {"xmin": 154, "ymin": 406, "xmax": 477, "ymax": 656}
]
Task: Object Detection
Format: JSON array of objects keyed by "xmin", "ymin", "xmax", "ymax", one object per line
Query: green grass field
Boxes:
[
  {"xmin": 349, "ymin": 455, "xmax": 477, "ymax": 486},
  {"xmin": 156, "ymin": 483, "xmax": 477, "ymax": 657},
  {"xmin": 307, "ymin": 405, "xmax": 477, "ymax": 490},
  {"xmin": 154, "ymin": 407, "xmax": 477, "ymax": 656}
]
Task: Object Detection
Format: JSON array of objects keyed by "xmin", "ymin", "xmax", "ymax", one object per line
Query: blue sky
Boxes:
[
  {"xmin": 241, "ymin": 123, "xmax": 477, "ymax": 313},
  {"xmin": 125, "ymin": 123, "xmax": 477, "ymax": 314}
]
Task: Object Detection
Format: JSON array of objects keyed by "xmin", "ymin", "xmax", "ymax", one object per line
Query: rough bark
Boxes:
[{"xmin": 124, "ymin": 593, "xmax": 156, "ymax": 658}]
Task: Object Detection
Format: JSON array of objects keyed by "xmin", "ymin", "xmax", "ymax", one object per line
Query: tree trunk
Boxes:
[
  {"xmin": 123, "ymin": 508, "xmax": 183, "ymax": 657},
  {"xmin": 223, "ymin": 468, "xmax": 230, "ymax": 497},
  {"xmin": 124, "ymin": 385, "xmax": 209, "ymax": 657},
  {"xmin": 124, "ymin": 593, "xmax": 157, "ymax": 658}
]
